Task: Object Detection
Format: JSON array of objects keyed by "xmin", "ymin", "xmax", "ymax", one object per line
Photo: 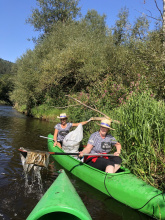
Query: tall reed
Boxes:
[{"xmin": 111, "ymin": 91, "xmax": 165, "ymax": 189}]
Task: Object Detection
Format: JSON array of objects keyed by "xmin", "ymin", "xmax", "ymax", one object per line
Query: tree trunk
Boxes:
[{"xmin": 163, "ymin": 0, "xmax": 165, "ymax": 58}]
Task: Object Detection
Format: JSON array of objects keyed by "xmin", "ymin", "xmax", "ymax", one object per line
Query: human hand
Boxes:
[
  {"xmin": 87, "ymin": 117, "xmax": 94, "ymax": 122},
  {"xmin": 79, "ymin": 151, "xmax": 84, "ymax": 158},
  {"xmin": 53, "ymin": 140, "xmax": 57, "ymax": 147},
  {"xmin": 114, "ymin": 151, "xmax": 120, "ymax": 156}
]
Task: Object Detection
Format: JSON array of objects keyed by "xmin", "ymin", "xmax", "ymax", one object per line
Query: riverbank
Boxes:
[
  {"xmin": 12, "ymin": 103, "xmax": 66, "ymax": 123},
  {"xmin": 0, "ymin": 101, "xmax": 11, "ymax": 105},
  {"xmin": 31, "ymin": 105, "xmax": 69, "ymax": 123}
]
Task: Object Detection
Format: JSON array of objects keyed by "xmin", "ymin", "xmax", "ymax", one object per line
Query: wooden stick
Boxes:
[
  {"xmin": 66, "ymin": 95, "xmax": 110, "ymax": 119},
  {"xmin": 91, "ymin": 117, "xmax": 106, "ymax": 121},
  {"xmin": 65, "ymin": 95, "xmax": 120, "ymax": 124},
  {"xmin": 50, "ymin": 104, "xmax": 80, "ymax": 109}
]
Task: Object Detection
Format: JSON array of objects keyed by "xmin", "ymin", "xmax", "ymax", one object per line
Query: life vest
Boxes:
[{"xmin": 86, "ymin": 152, "xmax": 109, "ymax": 163}]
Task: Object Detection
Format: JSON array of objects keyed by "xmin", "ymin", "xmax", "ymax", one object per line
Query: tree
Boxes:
[
  {"xmin": 143, "ymin": 0, "xmax": 165, "ymax": 57},
  {"xmin": 10, "ymin": 50, "xmax": 42, "ymax": 113},
  {"xmin": 83, "ymin": 10, "xmax": 107, "ymax": 35},
  {"xmin": 112, "ymin": 7, "xmax": 130, "ymax": 45},
  {"xmin": 163, "ymin": 0, "xmax": 165, "ymax": 57},
  {"xmin": 0, "ymin": 74, "xmax": 14, "ymax": 104},
  {"xmin": 131, "ymin": 15, "xmax": 149, "ymax": 40},
  {"xmin": 112, "ymin": 6, "xmax": 150, "ymax": 44},
  {"xmin": 26, "ymin": 0, "xmax": 81, "ymax": 34},
  {"xmin": 0, "ymin": 58, "xmax": 13, "ymax": 75}
]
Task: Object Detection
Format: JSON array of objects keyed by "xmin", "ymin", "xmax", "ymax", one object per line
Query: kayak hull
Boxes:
[
  {"xmin": 48, "ymin": 134, "xmax": 165, "ymax": 220},
  {"xmin": 27, "ymin": 169, "xmax": 92, "ymax": 220}
]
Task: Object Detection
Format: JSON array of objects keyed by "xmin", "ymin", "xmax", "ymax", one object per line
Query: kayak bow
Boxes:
[{"xmin": 27, "ymin": 169, "xmax": 92, "ymax": 220}]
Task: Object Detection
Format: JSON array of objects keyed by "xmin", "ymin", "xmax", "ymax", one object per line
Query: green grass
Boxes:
[{"xmin": 31, "ymin": 104, "xmax": 69, "ymax": 122}]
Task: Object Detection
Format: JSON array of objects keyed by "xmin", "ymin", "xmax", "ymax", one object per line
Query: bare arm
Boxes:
[
  {"xmin": 113, "ymin": 142, "xmax": 121, "ymax": 156},
  {"xmin": 79, "ymin": 144, "xmax": 93, "ymax": 157},
  {"xmin": 72, "ymin": 121, "xmax": 88, "ymax": 126},
  {"xmin": 53, "ymin": 128, "xmax": 58, "ymax": 146},
  {"xmin": 72, "ymin": 117, "xmax": 93, "ymax": 126}
]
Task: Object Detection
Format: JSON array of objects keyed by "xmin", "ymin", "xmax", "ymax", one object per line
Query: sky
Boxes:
[{"xmin": 0, "ymin": 0, "xmax": 163, "ymax": 63}]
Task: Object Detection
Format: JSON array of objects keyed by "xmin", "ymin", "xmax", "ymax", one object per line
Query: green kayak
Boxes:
[
  {"xmin": 27, "ymin": 169, "xmax": 92, "ymax": 220},
  {"xmin": 48, "ymin": 133, "xmax": 165, "ymax": 220}
]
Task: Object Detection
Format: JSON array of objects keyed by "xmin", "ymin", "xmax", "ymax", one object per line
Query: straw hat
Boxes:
[
  {"xmin": 97, "ymin": 118, "xmax": 115, "ymax": 130},
  {"xmin": 57, "ymin": 113, "xmax": 68, "ymax": 119}
]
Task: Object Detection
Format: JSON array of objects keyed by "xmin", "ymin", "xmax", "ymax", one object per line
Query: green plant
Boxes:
[{"xmin": 111, "ymin": 91, "xmax": 165, "ymax": 189}]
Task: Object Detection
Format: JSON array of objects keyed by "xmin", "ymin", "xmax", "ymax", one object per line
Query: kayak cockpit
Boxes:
[
  {"xmin": 115, "ymin": 166, "xmax": 130, "ymax": 174},
  {"xmin": 36, "ymin": 212, "xmax": 82, "ymax": 220}
]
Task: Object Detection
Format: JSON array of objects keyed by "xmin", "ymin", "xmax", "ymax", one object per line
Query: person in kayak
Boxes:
[
  {"xmin": 79, "ymin": 118, "xmax": 122, "ymax": 173},
  {"xmin": 54, "ymin": 113, "xmax": 92, "ymax": 148}
]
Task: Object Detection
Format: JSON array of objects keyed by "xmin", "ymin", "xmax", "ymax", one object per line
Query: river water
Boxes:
[{"xmin": 0, "ymin": 105, "xmax": 154, "ymax": 220}]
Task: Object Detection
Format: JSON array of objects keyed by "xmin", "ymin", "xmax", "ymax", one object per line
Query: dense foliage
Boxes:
[
  {"xmin": 0, "ymin": 58, "xmax": 14, "ymax": 104},
  {"xmin": 11, "ymin": 4, "xmax": 165, "ymax": 112},
  {"xmin": 0, "ymin": 58, "xmax": 13, "ymax": 75}
]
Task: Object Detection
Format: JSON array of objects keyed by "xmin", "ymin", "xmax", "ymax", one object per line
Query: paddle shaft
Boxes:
[
  {"xmin": 18, "ymin": 149, "xmax": 114, "ymax": 157},
  {"xmin": 49, "ymin": 152, "xmax": 115, "ymax": 156},
  {"xmin": 40, "ymin": 136, "xmax": 54, "ymax": 141}
]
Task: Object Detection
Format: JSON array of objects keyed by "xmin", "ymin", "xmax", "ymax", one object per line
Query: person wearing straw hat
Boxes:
[
  {"xmin": 79, "ymin": 118, "xmax": 122, "ymax": 173},
  {"xmin": 54, "ymin": 113, "xmax": 92, "ymax": 148}
]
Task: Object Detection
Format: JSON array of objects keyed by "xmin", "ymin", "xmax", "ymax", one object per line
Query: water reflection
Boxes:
[{"xmin": 0, "ymin": 105, "xmax": 55, "ymax": 219}]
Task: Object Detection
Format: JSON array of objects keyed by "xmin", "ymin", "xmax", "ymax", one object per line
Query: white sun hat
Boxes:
[
  {"xmin": 97, "ymin": 118, "xmax": 115, "ymax": 130},
  {"xmin": 57, "ymin": 113, "xmax": 68, "ymax": 119}
]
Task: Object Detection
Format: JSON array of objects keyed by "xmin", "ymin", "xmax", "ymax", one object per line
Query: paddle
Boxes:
[
  {"xmin": 18, "ymin": 147, "xmax": 115, "ymax": 168},
  {"xmin": 40, "ymin": 135, "xmax": 54, "ymax": 140},
  {"xmin": 18, "ymin": 148, "xmax": 114, "ymax": 157}
]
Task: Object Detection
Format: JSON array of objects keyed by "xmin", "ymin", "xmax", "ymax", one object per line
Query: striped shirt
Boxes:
[
  {"xmin": 55, "ymin": 123, "xmax": 72, "ymax": 142},
  {"xmin": 88, "ymin": 131, "xmax": 117, "ymax": 154}
]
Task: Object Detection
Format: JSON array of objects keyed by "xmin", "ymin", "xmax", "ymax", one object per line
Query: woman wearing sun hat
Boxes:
[
  {"xmin": 79, "ymin": 118, "xmax": 122, "ymax": 173},
  {"xmin": 53, "ymin": 113, "xmax": 92, "ymax": 148}
]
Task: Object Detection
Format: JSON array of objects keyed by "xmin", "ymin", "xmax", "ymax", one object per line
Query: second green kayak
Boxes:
[
  {"xmin": 47, "ymin": 133, "xmax": 165, "ymax": 220},
  {"xmin": 27, "ymin": 169, "xmax": 92, "ymax": 220}
]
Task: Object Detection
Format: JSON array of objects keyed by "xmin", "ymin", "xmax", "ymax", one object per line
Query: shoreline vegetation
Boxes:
[{"xmin": 12, "ymin": 90, "xmax": 165, "ymax": 191}]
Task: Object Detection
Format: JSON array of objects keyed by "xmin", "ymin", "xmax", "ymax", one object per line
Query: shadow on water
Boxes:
[{"xmin": 0, "ymin": 105, "xmax": 154, "ymax": 220}]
